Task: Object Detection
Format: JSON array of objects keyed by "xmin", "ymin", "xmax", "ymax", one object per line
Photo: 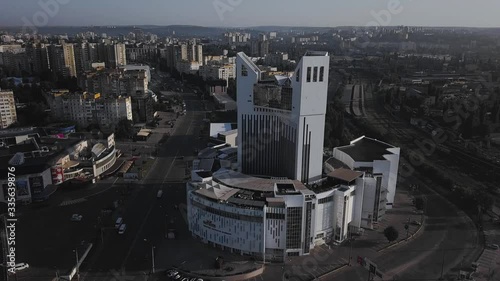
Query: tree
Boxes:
[
  {"xmin": 415, "ymin": 197, "xmax": 425, "ymax": 211},
  {"xmin": 475, "ymin": 191, "xmax": 493, "ymax": 213},
  {"xmin": 384, "ymin": 226, "xmax": 399, "ymax": 242},
  {"xmin": 214, "ymin": 256, "xmax": 224, "ymax": 269},
  {"xmin": 115, "ymin": 119, "xmax": 133, "ymax": 139}
]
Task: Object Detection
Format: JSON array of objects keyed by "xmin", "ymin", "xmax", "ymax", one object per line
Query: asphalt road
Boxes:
[
  {"xmin": 79, "ymin": 91, "xmax": 206, "ymax": 279},
  {"xmin": 329, "ymin": 164, "xmax": 479, "ymax": 281}
]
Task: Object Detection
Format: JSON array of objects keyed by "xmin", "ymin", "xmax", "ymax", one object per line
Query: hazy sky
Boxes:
[{"xmin": 0, "ymin": 0, "xmax": 499, "ymax": 28}]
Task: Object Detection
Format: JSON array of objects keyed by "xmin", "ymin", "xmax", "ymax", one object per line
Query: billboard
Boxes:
[
  {"xmin": 16, "ymin": 180, "xmax": 30, "ymax": 199},
  {"xmin": 29, "ymin": 176, "xmax": 44, "ymax": 195},
  {"xmin": 51, "ymin": 167, "xmax": 64, "ymax": 185}
]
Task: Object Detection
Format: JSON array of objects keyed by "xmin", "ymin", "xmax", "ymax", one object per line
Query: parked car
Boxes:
[
  {"xmin": 71, "ymin": 214, "xmax": 83, "ymax": 222},
  {"xmin": 115, "ymin": 217, "xmax": 123, "ymax": 228},
  {"xmin": 118, "ymin": 224, "xmax": 127, "ymax": 234},
  {"xmin": 487, "ymin": 244, "xmax": 499, "ymax": 250},
  {"xmin": 166, "ymin": 270, "xmax": 178, "ymax": 277},
  {"xmin": 14, "ymin": 263, "xmax": 29, "ymax": 271}
]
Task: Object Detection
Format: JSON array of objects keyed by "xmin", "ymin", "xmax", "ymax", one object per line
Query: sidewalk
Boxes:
[{"xmin": 355, "ymin": 185, "xmax": 424, "ymax": 253}]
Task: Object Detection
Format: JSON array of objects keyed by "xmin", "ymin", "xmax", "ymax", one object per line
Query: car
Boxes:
[
  {"xmin": 115, "ymin": 217, "xmax": 123, "ymax": 228},
  {"xmin": 166, "ymin": 270, "xmax": 178, "ymax": 277},
  {"xmin": 14, "ymin": 263, "xmax": 29, "ymax": 271},
  {"xmin": 411, "ymin": 220, "xmax": 421, "ymax": 226},
  {"xmin": 157, "ymin": 190, "xmax": 163, "ymax": 198},
  {"xmin": 487, "ymin": 244, "xmax": 499, "ymax": 250},
  {"xmin": 71, "ymin": 214, "xmax": 83, "ymax": 221},
  {"xmin": 118, "ymin": 224, "xmax": 127, "ymax": 234},
  {"xmin": 172, "ymin": 274, "xmax": 181, "ymax": 280}
]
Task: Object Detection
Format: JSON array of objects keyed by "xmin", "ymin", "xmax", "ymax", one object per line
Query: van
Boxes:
[
  {"xmin": 115, "ymin": 217, "xmax": 123, "ymax": 228},
  {"xmin": 118, "ymin": 224, "xmax": 127, "ymax": 234},
  {"xmin": 157, "ymin": 190, "xmax": 163, "ymax": 198}
]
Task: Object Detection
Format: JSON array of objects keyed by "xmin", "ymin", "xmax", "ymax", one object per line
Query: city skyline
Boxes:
[{"xmin": 0, "ymin": 0, "xmax": 500, "ymax": 28}]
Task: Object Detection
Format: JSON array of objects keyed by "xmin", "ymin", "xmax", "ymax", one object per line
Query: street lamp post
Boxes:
[
  {"xmin": 439, "ymin": 249, "xmax": 445, "ymax": 280},
  {"xmin": 151, "ymin": 246, "xmax": 156, "ymax": 274},
  {"xmin": 144, "ymin": 239, "xmax": 155, "ymax": 274},
  {"xmin": 347, "ymin": 232, "xmax": 355, "ymax": 266},
  {"xmin": 73, "ymin": 249, "xmax": 80, "ymax": 281}
]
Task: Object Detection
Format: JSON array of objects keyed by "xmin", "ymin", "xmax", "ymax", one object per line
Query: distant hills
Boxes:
[{"xmin": 2, "ymin": 24, "xmax": 500, "ymax": 37}]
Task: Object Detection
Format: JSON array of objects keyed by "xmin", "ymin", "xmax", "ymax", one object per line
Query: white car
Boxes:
[
  {"xmin": 118, "ymin": 224, "xmax": 127, "ymax": 234},
  {"xmin": 71, "ymin": 214, "xmax": 83, "ymax": 221},
  {"xmin": 14, "ymin": 263, "xmax": 29, "ymax": 271},
  {"xmin": 487, "ymin": 244, "xmax": 499, "ymax": 250},
  {"xmin": 167, "ymin": 270, "xmax": 178, "ymax": 277}
]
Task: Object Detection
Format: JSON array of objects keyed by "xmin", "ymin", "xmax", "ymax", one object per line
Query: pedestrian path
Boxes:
[
  {"xmin": 359, "ymin": 189, "xmax": 422, "ymax": 252},
  {"xmin": 279, "ymin": 244, "xmax": 349, "ymax": 281},
  {"xmin": 474, "ymin": 249, "xmax": 499, "ymax": 281},
  {"xmin": 477, "ymin": 249, "xmax": 498, "ymax": 268},
  {"xmin": 59, "ymin": 198, "xmax": 87, "ymax": 206}
]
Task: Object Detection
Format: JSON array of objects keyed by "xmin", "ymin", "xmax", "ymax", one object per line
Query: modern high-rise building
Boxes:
[
  {"xmin": 0, "ymin": 90, "xmax": 17, "ymax": 129},
  {"xmin": 26, "ymin": 43, "xmax": 50, "ymax": 75},
  {"xmin": 186, "ymin": 52, "xmax": 401, "ymax": 261},
  {"xmin": 236, "ymin": 51, "xmax": 329, "ymax": 184},
  {"xmin": 48, "ymin": 44, "xmax": 65, "ymax": 76},
  {"xmin": 250, "ymin": 34, "xmax": 270, "ymax": 57},
  {"xmin": 107, "ymin": 43, "xmax": 127, "ymax": 68},
  {"xmin": 62, "ymin": 43, "xmax": 77, "ymax": 77}
]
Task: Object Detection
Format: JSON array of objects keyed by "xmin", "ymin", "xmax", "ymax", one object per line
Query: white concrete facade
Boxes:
[
  {"xmin": 236, "ymin": 51, "xmax": 329, "ymax": 184},
  {"xmin": 0, "ymin": 90, "xmax": 17, "ymax": 129},
  {"xmin": 333, "ymin": 136, "xmax": 400, "ymax": 209}
]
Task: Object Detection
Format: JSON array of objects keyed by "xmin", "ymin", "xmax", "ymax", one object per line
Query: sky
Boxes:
[{"xmin": 0, "ymin": 0, "xmax": 499, "ymax": 28}]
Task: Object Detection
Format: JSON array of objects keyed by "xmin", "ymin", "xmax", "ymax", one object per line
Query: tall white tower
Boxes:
[{"xmin": 236, "ymin": 51, "xmax": 330, "ymax": 183}]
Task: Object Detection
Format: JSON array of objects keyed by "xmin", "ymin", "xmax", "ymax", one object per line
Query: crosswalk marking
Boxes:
[{"xmin": 59, "ymin": 198, "xmax": 87, "ymax": 206}]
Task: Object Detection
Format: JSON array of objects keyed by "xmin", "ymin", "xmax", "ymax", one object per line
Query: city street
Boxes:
[
  {"xmin": 11, "ymin": 84, "xmax": 206, "ymax": 281},
  {"xmin": 78, "ymin": 90, "xmax": 207, "ymax": 280},
  {"xmin": 329, "ymin": 169, "xmax": 479, "ymax": 281}
]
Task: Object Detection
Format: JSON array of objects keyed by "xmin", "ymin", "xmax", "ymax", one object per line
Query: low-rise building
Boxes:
[{"xmin": 186, "ymin": 135, "xmax": 400, "ymax": 260}]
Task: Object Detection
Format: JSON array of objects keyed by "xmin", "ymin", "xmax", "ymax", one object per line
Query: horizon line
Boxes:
[{"xmin": 1, "ymin": 24, "xmax": 500, "ymax": 30}]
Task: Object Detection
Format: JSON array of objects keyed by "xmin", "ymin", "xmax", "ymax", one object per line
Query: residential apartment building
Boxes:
[
  {"xmin": 47, "ymin": 92, "xmax": 132, "ymax": 129},
  {"xmin": 0, "ymin": 90, "xmax": 17, "ymax": 129},
  {"xmin": 199, "ymin": 63, "xmax": 235, "ymax": 81},
  {"xmin": 78, "ymin": 68, "xmax": 149, "ymax": 97},
  {"xmin": 62, "ymin": 43, "xmax": 77, "ymax": 77}
]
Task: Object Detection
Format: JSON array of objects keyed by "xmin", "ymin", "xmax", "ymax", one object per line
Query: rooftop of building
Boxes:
[
  {"xmin": 219, "ymin": 129, "xmax": 237, "ymax": 136},
  {"xmin": 336, "ymin": 136, "xmax": 397, "ymax": 162},
  {"xmin": 327, "ymin": 168, "xmax": 363, "ymax": 183},
  {"xmin": 325, "ymin": 157, "xmax": 351, "ymax": 170},
  {"xmin": 304, "ymin": 51, "xmax": 329, "ymax": 56},
  {"xmin": 0, "ymin": 152, "xmax": 55, "ymax": 175},
  {"xmin": 0, "ymin": 127, "xmax": 40, "ymax": 138},
  {"xmin": 212, "ymin": 169, "xmax": 307, "ymax": 193},
  {"xmin": 213, "ymin": 93, "xmax": 236, "ymax": 104}
]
